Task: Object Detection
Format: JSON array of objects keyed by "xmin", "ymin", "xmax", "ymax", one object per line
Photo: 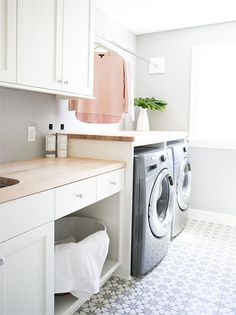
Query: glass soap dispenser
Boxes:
[
  {"xmin": 57, "ymin": 124, "xmax": 68, "ymax": 158},
  {"xmin": 45, "ymin": 123, "xmax": 56, "ymax": 158}
]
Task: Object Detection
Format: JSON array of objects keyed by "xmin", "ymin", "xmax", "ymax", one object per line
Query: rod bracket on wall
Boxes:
[
  {"xmin": 149, "ymin": 57, "xmax": 165, "ymax": 74},
  {"xmin": 94, "ymin": 31, "xmax": 159, "ymax": 70}
]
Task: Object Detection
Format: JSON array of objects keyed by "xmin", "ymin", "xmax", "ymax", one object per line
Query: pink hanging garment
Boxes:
[{"xmin": 69, "ymin": 52, "xmax": 129, "ymax": 123}]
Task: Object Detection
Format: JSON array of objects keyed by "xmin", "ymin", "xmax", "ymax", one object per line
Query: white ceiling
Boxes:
[{"xmin": 95, "ymin": 0, "xmax": 236, "ymax": 35}]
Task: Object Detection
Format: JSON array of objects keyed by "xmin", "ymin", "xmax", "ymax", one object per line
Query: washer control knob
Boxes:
[{"xmin": 160, "ymin": 154, "xmax": 166, "ymax": 162}]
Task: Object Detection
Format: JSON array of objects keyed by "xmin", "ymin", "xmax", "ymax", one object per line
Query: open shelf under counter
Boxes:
[
  {"xmin": 55, "ymin": 257, "xmax": 119, "ymax": 315},
  {"xmin": 100, "ymin": 257, "xmax": 120, "ymax": 286}
]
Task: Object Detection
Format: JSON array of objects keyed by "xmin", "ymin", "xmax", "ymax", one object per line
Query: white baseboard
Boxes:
[{"xmin": 188, "ymin": 208, "xmax": 236, "ymax": 227}]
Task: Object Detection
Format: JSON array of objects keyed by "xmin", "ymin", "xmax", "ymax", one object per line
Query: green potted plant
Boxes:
[{"xmin": 134, "ymin": 97, "xmax": 167, "ymax": 131}]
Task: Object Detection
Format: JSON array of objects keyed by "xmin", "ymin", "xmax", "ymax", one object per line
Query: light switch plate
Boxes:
[{"xmin": 28, "ymin": 126, "xmax": 36, "ymax": 142}]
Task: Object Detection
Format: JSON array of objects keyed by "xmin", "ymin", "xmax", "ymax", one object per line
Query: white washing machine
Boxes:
[
  {"xmin": 131, "ymin": 147, "xmax": 174, "ymax": 276},
  {"xmin": 171, "ymin": 143, "xmax": 192, "ymax": 238}
]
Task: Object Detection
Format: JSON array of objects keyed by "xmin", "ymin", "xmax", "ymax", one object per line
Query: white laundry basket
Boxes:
[
  {"xmin": 54, "ymin": 216, "xmax": 109, "ymax": 296},
  {"xmin": 55, "ymin": 216, "xmax": 107, "ymax": 243}
]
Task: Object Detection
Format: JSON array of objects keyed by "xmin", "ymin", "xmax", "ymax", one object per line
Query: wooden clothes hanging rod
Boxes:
[{"xmin": 94, "ymin": 32, "xmax": 158, "ymax": 68}]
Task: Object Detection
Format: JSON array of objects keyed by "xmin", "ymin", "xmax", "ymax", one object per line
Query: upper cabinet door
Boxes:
[
  {"xmin": 17, "ymin": 0, "xmax": 62, "ymax": 90},
  {"xmin": 0, "ymin": 0, "xmax": 16, "ymax": 83},
  {"xmin": 62, "ymin": 0, "xmax": 94, "ymax": 96}
]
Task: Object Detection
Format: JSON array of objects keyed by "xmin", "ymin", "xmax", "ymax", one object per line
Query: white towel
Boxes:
[
  {"xmin": 55, "ymin": 235, "xmax": 76, "ymax": 246},
  {"xmin": 55, "ymin": 230, "xmax": 109, "ymax": 298}
]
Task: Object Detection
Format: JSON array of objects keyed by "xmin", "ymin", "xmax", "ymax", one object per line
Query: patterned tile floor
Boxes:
[{"xmin": 77, "ymin": 219, "xmax": 236, "ymax": 314}]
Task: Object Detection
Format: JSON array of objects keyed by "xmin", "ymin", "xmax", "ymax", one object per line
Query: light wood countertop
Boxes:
[
  {"xmin": 68, "ymin": 131, "xmax": 188, "ymax": 146},
  {"xmin": 0, "ymin": 157, "xmax": 125, "ymax": 204}
]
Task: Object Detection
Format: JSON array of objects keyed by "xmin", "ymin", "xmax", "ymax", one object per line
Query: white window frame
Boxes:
[{"xmin": 189, "ymin": 42, "xmax": 236, "ymax": 150}]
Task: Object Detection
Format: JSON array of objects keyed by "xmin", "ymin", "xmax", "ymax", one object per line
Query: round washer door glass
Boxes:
[
  {"xmin": 148, "ymin": 169, "xmax": 174, "ymax": 238},
  {"xmin": 177, "ymin": 159, "xmax": 192, "ymax": 211}
]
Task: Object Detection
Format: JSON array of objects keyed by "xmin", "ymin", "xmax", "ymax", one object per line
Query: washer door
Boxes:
[
  {"xmin": 177, "ymin": 159, "xmax": 192, "ymax": 211},
  {"xmin": 148, "ymin": 169, "xmax": 174, "ymax": 238}
]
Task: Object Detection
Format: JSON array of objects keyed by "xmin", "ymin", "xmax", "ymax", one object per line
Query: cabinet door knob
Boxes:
[
  {"xmin": 109, "ymin": 180, "xmax": 117, "ymax": 185},
  {"xmin": 0, "ymin": 257, "xmax": 5, "ymax": 266},
  {"xmin": 63, "ymin": 80, "xmax": 69, "ymax": 84},
  {"xmin": 73, "ymin": 192, "xmax": 83, "ymax": 199}
]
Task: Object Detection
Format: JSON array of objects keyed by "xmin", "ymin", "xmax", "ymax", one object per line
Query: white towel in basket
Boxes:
[{"xmin": 55, "ymin": 230, "xmax": 109, "ymax": 298}]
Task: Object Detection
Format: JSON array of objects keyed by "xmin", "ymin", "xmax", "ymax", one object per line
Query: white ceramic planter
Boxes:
[{"xmin": 136, "ymin": 108, "xmax": 149, "ymax": 131}]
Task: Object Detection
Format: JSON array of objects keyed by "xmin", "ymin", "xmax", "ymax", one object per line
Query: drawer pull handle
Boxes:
[
  {"xmin": 0, "ymin": 257, "xmax": 5, "ymax": 266},
  {"xmin": 73, "ymin": 192, "xmax": 83, "ymax": 199},
  {"xmin": 109, "ymin": 180, "xmax": 117, "ymax": 185}
]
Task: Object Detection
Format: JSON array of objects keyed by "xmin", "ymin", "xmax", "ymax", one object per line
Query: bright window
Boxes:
[{"xmin": 189, "ymin": 42, "xmax": 236, "ymax": 147}]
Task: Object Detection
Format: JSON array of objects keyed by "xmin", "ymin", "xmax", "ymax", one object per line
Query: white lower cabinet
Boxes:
[
  {"xmin": 0, "ymin": 221, "xmax": 54, "ymax": 315},
  {"xmin": 0, "ymin": 167, "xmax": 124, "ymax": 315},
  {"xmin": 0, "ymin": 190, "xmax": 54, "ymax": 243},
  {"xmin": 97, "ymin": 169, "xmax": 125, "ymax": 201},
  {"xmin": 54, "ymin": 169, "xmax": 124, "ymax": 315},
  {"xmin": 55, "ymin": 177, "xmax": 97, "ymax": 220}
]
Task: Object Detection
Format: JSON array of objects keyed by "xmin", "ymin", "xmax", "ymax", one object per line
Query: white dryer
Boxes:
[{"xmin": 171, "ymin": 143, "xmax": 192, "ymax": 238}]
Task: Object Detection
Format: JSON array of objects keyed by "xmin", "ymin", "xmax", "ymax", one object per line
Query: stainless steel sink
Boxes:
[{"xmin": 0, "ymin": 177, "xmax": 20, "ymax": 188}]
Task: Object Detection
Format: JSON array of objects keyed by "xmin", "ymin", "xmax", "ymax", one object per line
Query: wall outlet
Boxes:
[{"xmin": 28, "ymin": 126, "xmax": 36, "ymax": 142}]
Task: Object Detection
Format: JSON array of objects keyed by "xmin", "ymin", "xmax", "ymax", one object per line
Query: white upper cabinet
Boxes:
[
  {"xmin": 0, "ymin": 0, "xmax": 16, "ymax": 83},
  {"xmin": 17, "ymin": 0, "xmax": 62, "ymax": 90},
  {"xmin": 17, "ymin": 0, "xmax": 94, "ymax": 96},
  {"xmin": 0, "ymin": 0, "xmax": 94, "ymax": 97},
  {"xmin": 62, "ymin": 0, "xmax": 94, "ymax": 96}
]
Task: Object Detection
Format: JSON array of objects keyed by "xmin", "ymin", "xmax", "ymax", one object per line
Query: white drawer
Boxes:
[
  {"xmin": 97, "ymin": 168, "xmax": 124, "ymax": 201},
  {"xmin": 0, "ymin": 190, "xmax": 54, "ymax": 243},
  {"xmin": 55, "ymin": 177, "xmax": 96, "ymax": 219}
]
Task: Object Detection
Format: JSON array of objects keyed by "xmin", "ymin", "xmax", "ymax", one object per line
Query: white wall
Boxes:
[
  {"xmin": 136, "ymin": 21, "xmax": 236, "ymax": 132},
  {"xmin": 190, "ymin": 147, "xmax": 236, "ymax": 215},
  {"xmin": 0, "ymin": 88, "xmax": 66, "ymax": 162},
  {"xmin": 136, "ymin": 21, "xmax": 236, "ymax": 215},
  {"xmin": 0, "ymin": 8, "xmax": 136, "ymax": 163}
]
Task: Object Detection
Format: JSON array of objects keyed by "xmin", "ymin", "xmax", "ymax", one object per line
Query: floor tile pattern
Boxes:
[{"xmin": 77, "ymin": 219, "xmax": 236, "ymax": 314}]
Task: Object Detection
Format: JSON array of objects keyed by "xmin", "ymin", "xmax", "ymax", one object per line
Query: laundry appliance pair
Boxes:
[{"xmin": 131, "ymin": 142, "xmax": 191, "ymax": 276}]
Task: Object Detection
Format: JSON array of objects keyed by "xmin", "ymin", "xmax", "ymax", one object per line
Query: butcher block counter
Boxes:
[{"xmin": 0, "ymin": 157, "xmax": 125, "ymax": 204}]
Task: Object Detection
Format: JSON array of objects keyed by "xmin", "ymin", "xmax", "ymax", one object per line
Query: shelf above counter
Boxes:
[{"xmin": 68, "ymin": 130, "xmax": 188, "ymax": 147}]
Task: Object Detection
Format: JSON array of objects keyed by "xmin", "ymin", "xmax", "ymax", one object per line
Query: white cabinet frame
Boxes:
[
  {"xmin": 0, "ymin": 0, "xmax": 16, "ymax": 83},
  {"xmin": 0, "ymin": 0, "xmax": 94, "ymax": 98}
]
